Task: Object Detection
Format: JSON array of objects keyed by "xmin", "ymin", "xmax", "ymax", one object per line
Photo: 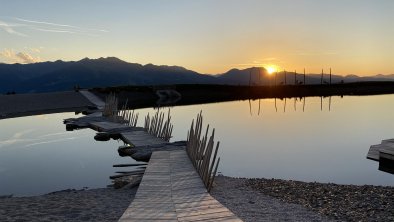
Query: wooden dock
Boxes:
[
  {"xmin": 64, "ymin": 95, "xmax": 239, "ymax": 220},
  {"xmin": 118, "ymin": 150, "xmax": 242, "ymax": 222},
  {"xmin": 367, "ymin": 139, "xmax": 394, "ymax": 161}
]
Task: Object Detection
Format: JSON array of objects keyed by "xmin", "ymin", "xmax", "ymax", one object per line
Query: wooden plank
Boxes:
[
  {"xmin": 380, "ymin": 149, "xmax": 394, "ymax": 161},
  {"xmin": 368, "ymin": 144, "xmax": 384, "ymax": 161},
  {"xmin": 118, "ymin": 150, "xmax": 242, "ymax": 222}
]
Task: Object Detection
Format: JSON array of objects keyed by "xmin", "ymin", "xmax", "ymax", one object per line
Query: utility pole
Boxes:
[
  {"xmin": 330, "ymin": 68, "xmax": 332, "ymax": 85},
  {"xmin": 303, "ymin": 68, "xmax": 306, "ymax": 85}
]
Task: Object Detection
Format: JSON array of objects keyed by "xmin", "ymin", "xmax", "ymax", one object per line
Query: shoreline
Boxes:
[{"xmin": 1, "ymin": 176, "xmax": 392, "ymax": 221}]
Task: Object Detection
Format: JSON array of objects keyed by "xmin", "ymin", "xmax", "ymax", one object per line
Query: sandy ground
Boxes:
[
  {"xmin": 1, "ymin": 176, "xmax": 393, "ymax": 221},
  {"xmin": 0, "ymin": 188, "xmax": 137, "ymax": 222},
  {"xmin": 0, "ymin": 91, "xmax": 94, "ymax": 119}
]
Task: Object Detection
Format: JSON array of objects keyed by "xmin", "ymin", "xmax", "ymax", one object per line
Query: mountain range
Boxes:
[{"xmin": 1, "ymin": 57, "xmax": 393, "ymax": 93}]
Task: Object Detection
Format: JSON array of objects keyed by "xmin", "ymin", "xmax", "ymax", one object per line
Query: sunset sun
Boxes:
[{"xmin": 267, "ymin": 66, "xmax": 276, "ymax": 74}]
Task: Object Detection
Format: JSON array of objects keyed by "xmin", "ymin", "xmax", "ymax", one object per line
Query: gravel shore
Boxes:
[
  {"xmin": 1, "ymin": 176, "xmax": 392, "ymax": 221},
  {"xmin": 211, "ymin": 176, "xmax": 332, "ymax": 222},
  {"xmin": 212, "ymin": 176, "xmax": 393, "ymax": 222},
  {"xmin": 245, "ymin": 177, "xmax": 394, "ymax": 222}
]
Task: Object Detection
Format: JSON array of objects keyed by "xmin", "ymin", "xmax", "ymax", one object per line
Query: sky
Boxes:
[{"xmin": 0, "ymin": 0, "xmax": 393, "ymax": 76}]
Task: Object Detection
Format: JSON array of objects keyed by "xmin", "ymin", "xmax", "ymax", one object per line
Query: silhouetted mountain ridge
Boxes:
[{"xmin": 0, "ymin": 57, "xmax": 393, "ymax": 93}]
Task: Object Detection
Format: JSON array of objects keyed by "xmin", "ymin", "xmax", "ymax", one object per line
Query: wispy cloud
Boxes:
[
  {"xmin": 0, "ymin": 17, "xmax": 108, "ymax": 37},
  {"xmin": 0, "ymin": 20, "xmax": 27, "ymax": 36},
  {"xmin": 233, "ymin": 58, "xmax": 285, "ymax": 69},
  {"xmin": 30, "ymin": 27, "xmax": 76, "ymax": 34},
  {"xmin": 292, "ymin": 51, "xmax": 339, "ymax": 56},
  {"xmin": 15, "ymin": 17, "xmax": 108, "ymax": 33},
  {"xmin": 15, "ymin": 17, "xmax": 79, "ymax": 28},
  {"xmin": 0, "ymin": 49, "xmax": 41, "ymax": 64}
]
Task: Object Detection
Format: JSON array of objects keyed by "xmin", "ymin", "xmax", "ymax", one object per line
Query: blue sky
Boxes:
[{"xmin": 0, "ymin": 0, "xmax": 393, "ymax": 75}]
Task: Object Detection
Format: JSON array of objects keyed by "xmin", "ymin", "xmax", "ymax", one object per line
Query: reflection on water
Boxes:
[
  {"xmin": 0, "ymin": 113, "xmax": 133, "ymax": 197},
  {"xmin": 252, "ymin": 96, "xmax": 332, "ymax": 115},
  {"xmin": 140, "ymin": 95, "xmax": 394, "ymax": 186},
  {"xmin": 1, "ymin": 95, "xmax": 393, "ymax": 196}
]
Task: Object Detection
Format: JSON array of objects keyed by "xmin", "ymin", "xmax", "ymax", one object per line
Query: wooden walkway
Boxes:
[
  {"xmin": 367, "ymin": 139, "xmax": 394, "ymax": 161},
  {"xmin": 88, "ymin": 121, "xmax": 166, "ymax": 147},
  {"xmin": 80, "ymin": 90, "xmax": 105, "ymax": 109},
  {"xmin": 118, "ymin": 150, "xmax": 242, "ymax": 222}
]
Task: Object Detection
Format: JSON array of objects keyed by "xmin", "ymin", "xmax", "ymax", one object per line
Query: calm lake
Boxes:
[{"xmin": 1, "ymin": 94, "xmax": 394, "ymax": 196}]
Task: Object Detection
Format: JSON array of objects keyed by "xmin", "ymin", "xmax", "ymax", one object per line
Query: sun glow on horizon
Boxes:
[{"xmin": 267, "ymin": 66, "xmax": 276, "ymax": 75}]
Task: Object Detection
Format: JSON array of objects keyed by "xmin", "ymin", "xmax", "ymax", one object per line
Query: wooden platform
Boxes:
[
  {"xmin": 367, "ymin": 139, "xmax": 394, "ymax": 161},
  {"xmin": 89, "ymin": 121, "xmax": 166, "ymax": 147},
  {"xmin": 118, "ymin": 150, "xmax": 242, "ymax": 222},
  {"xmin": 120, "ymin": 131, "xmax": 166, "ymax": 147}
]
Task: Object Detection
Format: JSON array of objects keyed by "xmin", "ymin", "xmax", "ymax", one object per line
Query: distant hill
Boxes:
[{"xmin": 0, "ymin": 57, "xmax": 393, "ymax": 93}]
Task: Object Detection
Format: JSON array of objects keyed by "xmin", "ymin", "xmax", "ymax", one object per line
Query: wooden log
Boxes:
[
  {"xmin": 113, "ymin": 163, "xmax": 147, "ymax": 167},
  {"xmin": 109, "ymin": 171, "xmax": 145, "ymax": 179}
]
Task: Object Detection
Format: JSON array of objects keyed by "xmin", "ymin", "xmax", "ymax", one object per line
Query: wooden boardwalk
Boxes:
[
  {"xmin": 367, "ymin": 139, "xmax": 394, "ymax": 161},
  {"xmin": 118, "ymin": 150, "xmax": 242, "ymax": 222},
  {"xmin": 88, "ymin": 121, "xmax": 165, "ymax": 147},
  {"xmin": 80, "ymin": 90, "xmax": 105, "ymax": 109}
]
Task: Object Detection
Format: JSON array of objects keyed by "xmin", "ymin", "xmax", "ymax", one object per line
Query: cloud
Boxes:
[
  {"xmin": 15, "ymin": 17, "xmax": 79, "ymax": 28},
  {"xmin": 0, "ymin": 17, "xmax": 108, "ymax": 37},
  {"xmin": 16, "ymin": 52, "xmax": 40, "ymax": 63},
  {"xmin": 0, "ymin": 49, "xmax": 41, "ymax": 64},
  {"xmin": 0, "ymin": 20, "xmax": 27, "ymax": 36},
  {"xmin": 292, "ymin": 51, "xmax": 339, "ymax": 56},
  {"xmin": 14, "ymin": 17, "xmax": 108, "ymax": 34}
]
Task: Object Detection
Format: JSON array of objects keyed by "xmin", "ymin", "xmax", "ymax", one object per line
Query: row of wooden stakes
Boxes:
[
  {"xmin": 103, "ymin": 93, "xmax": 118, "ymax": 117},
  {"xmin": 103, "ymin": 94, "xmax": 174, "ymax": 140},
  {"xmin": 118, "ymin": 99, "xmax": 139, "ymax": 127},
  {"xmin": 186, "ymin": 111, "xmax": 220, "ymax": 192},
  {"xmin": 144, "ymin": 109, "xmax": 173, "ymax": 142}
]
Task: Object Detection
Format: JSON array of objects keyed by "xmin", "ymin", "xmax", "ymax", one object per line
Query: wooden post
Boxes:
[
  {"xmin": 186, "ymin": 112, "xmax": 221, "ymax": 192},
  {"xmin": 284, "ymin": 69, "xmax": 287, "ymax": 85},
  {"xmin": 294, "ymin": 70, "xmax": 297, "ymax": 85},
  {"xmin": 249, "ymin": 69, "xmax": 252, "ymax": 86},
  {"xmin": 275, "ymin": 71, "xmax": 277, "ymax": 86},
  {"xmin": 258, "ymin": 68, "xmax": 261, "ymax": 85},
  {"xmin": 321, "ymin": 69, "xmax": 323, "ymax": 85}
]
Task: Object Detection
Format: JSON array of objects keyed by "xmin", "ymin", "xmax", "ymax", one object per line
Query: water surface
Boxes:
[
  {"xmin": 1, "ymin": 95, "xmax": 393, "ymax": 196},
  {"xmin": 0, "ymin": 113, "xmax": 133, "ymax": 196},
  {"xmin": 140, "ymin": 95, "xmax": 394, "ymax": 186}
]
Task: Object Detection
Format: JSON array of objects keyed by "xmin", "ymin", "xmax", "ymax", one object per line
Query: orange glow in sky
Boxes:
[
  {"xmin": 267, "ymin": 66, "xmax": 276, "ymax": 75},
  {"xmin": 0, "ymin": 1, "xmax": 393, "ymax": 76}
]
